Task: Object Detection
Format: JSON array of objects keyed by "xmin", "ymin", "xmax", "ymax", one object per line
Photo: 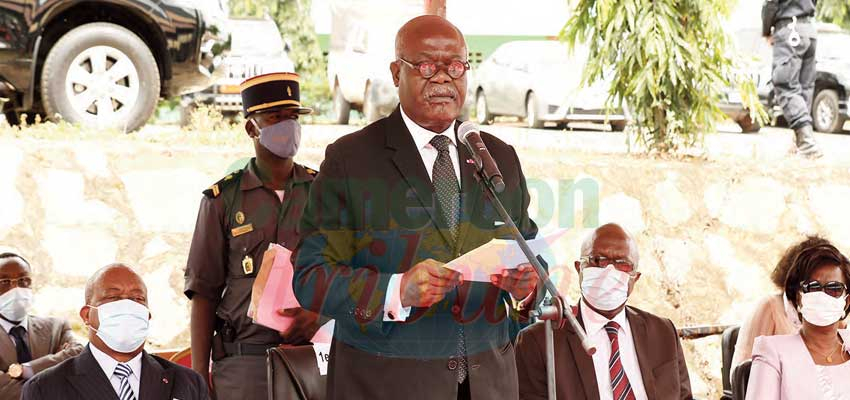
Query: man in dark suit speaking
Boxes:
[
  {"xmin": 21, "ymin": 264, "xmax": 209, "ymax": 400},
  {"xmin": 293, "ymin": 15, "xmax": 541, "ymax": 400}
]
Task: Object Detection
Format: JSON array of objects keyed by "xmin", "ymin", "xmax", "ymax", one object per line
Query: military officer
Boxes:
[
  {"xmin": 184, "ymin": 72, "xmax": 325, "ymax": 399},
  {"xmin": 762, "ymin": 0, "xmax": 822, "ymax": 158}
]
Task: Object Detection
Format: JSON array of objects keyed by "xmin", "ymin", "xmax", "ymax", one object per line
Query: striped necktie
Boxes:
[
  {"xmin": 113, "ymin": 363, "xmax": 137, "ymax": 400},
  {"xmin": 605, "ymin": 321, "xmax": 636, "ymax": 400}
]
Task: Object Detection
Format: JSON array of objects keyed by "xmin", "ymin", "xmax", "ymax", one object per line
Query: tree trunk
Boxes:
[{"xmin": 425, "ymin": 0, "xmax": 446, "ymax": 17}]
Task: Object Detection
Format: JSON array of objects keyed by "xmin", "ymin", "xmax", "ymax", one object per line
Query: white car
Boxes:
[{"xmin": 473, "ymin": 40, "xmax": 627, "ymax": 130}]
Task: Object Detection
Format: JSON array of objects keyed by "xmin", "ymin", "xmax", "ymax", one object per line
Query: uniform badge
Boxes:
[
  {"xmin": 287, "ymin": 86, "xmax": 292, "ymax": 97},
  {"xmin": 235, "ymin": 211, "xmax": 245, "ymax": 225},
  {"xmin": 231, "ymin": 224, "xmax": 254, "ymax": 237},
  {"xmin": 242, "ymin": 255, "xmax": 254, "ymax": 275}
]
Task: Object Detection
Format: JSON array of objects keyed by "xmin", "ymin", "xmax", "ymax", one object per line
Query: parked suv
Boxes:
[{"xmin": 0, "ymin": 0, "xmax": 230, "ymax": 132}]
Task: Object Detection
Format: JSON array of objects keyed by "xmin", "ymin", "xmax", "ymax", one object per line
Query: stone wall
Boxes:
[{"xmin": 2, "ymin": 125, "xmax": 849, "ymax": 398}]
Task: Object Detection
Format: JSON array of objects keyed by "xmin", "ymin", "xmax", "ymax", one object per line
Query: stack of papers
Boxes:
[{"xmin": 443, "ymin": 229, "xmax": 568, "ymax": 282}]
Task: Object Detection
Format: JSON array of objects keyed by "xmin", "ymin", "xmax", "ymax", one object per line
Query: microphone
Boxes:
[{"xmin": 457, "ymin": 121, "xmax": 505, "ymax": 193}]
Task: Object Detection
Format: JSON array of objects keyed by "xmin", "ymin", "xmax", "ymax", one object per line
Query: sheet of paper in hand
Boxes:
[
  {"xmin": 249, "ymin": 243, "xmax": 301, "ymax": 332},
  {"xmin": 443, "ymin": 228, "xmax": 568, "ymax": 282}
]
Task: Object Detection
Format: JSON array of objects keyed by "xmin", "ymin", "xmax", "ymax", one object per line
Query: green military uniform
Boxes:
[
  {"xmin": 184, "ymin": 71, "xmax": 317, "ymax": 400},
  {"xmin": 184, "ymin": 160, "xmax": 316, "ymax": 399}
]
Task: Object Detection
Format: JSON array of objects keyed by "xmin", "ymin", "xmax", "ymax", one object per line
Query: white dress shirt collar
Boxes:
[
  {"xmin": 400, "ymin": 105, "xmax": 458, "ymax": 150},
  {"xmin": 0, "ymin": 316, "xmax": 28, "ymax": 334},
  {"xmin": 90, "ymin": 344, "xmax": 143, "ymax": 396},
  {"xmin": 580, "ymin": 298, "xmax": 629, "ymax": 337}
]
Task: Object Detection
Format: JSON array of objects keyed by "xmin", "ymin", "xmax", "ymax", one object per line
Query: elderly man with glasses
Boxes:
[
  {"xmin": 294, "ymin": 15, "xmax": 541, "ymax": 400},
  {"xmin": 515, "ymin": 223, "xmax": 693, "ymax": 400},
  {"xmin": 0, "ymin": 253, "xmax": 82, "ymax": 398}
]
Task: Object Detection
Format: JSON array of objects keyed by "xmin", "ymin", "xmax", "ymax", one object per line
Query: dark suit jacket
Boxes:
[
  {"xmin": 20, "ymin": 345, "xmax": 209, "ymax": 400},
  {"xmin": 515, "ymin": 306, "xmax": 692, "ymax": 400},
  {"xmin": 0, "ymin": 315, "xmax": 83, "ymax": 399},
  {"xmin": 294, "ymin": 107, "xmax": 540, "ymax": 400}
]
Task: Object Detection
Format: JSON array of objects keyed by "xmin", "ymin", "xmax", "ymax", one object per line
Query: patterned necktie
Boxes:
[
  {"xmin": 605, "ymin": 321, "xmax": 636, "ymax": 400},
  {"xmin": 113, "ymin": 363, "xmax": 137, "ymax": 400},
  {"xmin": 429, "ymin": 134, "xmax": 467, "ymax": 383},
  {"xmin": 429, "ymin": 135, "xmax": 460, "ymax": 241},
  {"xmin": 9, "ymin": 326, "xmax": 32, "ymax": 363}
]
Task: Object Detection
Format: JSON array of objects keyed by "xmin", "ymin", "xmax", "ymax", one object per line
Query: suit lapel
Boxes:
[
  {"xmin": 0, "ymin": 328, "xmax": 16, "ymax": 366},
  {"xmin": 26, "ymin": 316, "xmax": 50, "ymax": 359},
  {"xmin": 385, "ymin": 107, "xmax": 453, "ymax": 247},
  {"xmin": 564, "ymin": 309, "xmax": 600, "ymax": 400},
  {"xmin": 627, "ymin": 307, "xmax": 657, "ymax": 397},
  {"xmin": 67, "ymin": 346, "xmax": 120, "ymax": 400},
  {"xmin": 138, "ymin": 352, "xmax": 174, "ymax": 400}
]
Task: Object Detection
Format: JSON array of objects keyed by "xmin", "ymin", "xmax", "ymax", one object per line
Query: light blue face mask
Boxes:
[
  {"xmin": 253, "ymin": 118, "xmax": 301, "ymax": 159},
  {"xmin": 87, "ymin": 299, "xmax": 150, "ymax": 353}
]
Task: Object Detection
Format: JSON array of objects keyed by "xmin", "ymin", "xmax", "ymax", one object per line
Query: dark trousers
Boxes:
[
  {"xmin": 772, "ymin": 24, "xmax": 817, "ymax": 129},
  {"xmin": 212, "ymin": 355, "xmax": 267, "ymax": 400}
]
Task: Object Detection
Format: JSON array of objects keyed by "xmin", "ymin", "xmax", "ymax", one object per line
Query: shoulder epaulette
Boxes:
[
  {"xmin": 203, "ymin": 170, "xmax": 244, "ymax": 198},
  {"xmin": 305, "ymin": 166, "xmax": 319, "ymax": 176}
]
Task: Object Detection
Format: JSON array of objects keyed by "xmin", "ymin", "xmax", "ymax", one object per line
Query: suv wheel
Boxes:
[
  {"xmin": 812, "ymin": 89, "xmax": 845, "ymax": 133},
  {"xmin": 40, "ymin": 22, "xmax": 160, "ymax": 132},
  {"xmin": 332, "ymin": 81, "xmax": 351, "ymax": 125}
]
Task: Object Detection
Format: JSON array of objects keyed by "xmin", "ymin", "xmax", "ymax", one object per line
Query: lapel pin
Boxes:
[
  {"xmin": 465, "ymin": 159, "xmax": 475, "ymax": 164},
  {"xmin": 163, "ymin": 378, "xmax": 169, "ymax": 384}
]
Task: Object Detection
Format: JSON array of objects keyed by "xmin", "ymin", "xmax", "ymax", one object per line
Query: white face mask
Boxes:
[
  {"xmin": 0, "ymin": 288, "xmax": 33, "ymax": 322},
  {"xmin": 87, "ymin": 299, "xmax": 150, "ymax": 353},
  {"xmin": 580, "ymin": 264, "xmax": 632, "ymax": 311},
  {"xmin": 800, "ymin": 291, "xmax": 848, "ymax": 327}
]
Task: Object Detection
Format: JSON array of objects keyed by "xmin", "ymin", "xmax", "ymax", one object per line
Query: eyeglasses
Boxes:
[
  {"xmin": 800, "ymin": 280, "xmax": 848, "ymax": 298},
  {"xmin": 0, "ymin": 277, "xmax": 32, "ymax": 289},
  {"xmin": 398, "ymin": 58, "xmax": 470, "ymax": 79},
  {"xmin": 580, "ymin": 256, "xmax": 636, "ymax": 274}
]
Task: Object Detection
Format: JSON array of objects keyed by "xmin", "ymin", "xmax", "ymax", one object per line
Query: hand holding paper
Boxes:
[
  {"xmin": 444, "ymin": 228, "xmax": 568, "ymax": 282},
  {"xmin": 249, "ymin": 244, "xmax": 334, "ymax": 344}
]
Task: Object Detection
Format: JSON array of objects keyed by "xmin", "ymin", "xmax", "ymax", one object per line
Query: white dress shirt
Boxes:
[
  {"xmin": 580, "ymin": 300, "xmax": 648, "ymax": 400},
  {"xmin": 90, "ymin": 344, "xmax": 143, "ymax": 399},
  {"xmin": 384, "ymin": 106, "xmax": 460, "ymax": 322},
  {"xmin": 0, "ymin": 316, "xmax": 34, "ymax": 378}
]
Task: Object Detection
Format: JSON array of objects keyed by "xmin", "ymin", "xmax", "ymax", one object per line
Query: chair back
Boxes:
[{"xmin": 720, "ymin": 325, "xmax": 740, "ymax": 399}]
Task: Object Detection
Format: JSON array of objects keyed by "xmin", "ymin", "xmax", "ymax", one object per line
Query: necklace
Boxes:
[{"xmin": 803, "ymin": 335, "xmax": 844, "ymax": 363}]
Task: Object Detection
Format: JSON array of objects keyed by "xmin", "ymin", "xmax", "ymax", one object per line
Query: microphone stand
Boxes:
[{"xmin": 469, "ymin": 165, "xmax": 595, "ymax": 400}]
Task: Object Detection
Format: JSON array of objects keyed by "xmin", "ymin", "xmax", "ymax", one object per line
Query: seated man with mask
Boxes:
[
  {"xmin": 515, "ymin": 223, "xmax": 692, "ymax": 400},
  {"xmin": 22, "ymin": 263, "xmax": 209, "ymax": 400},
  {"xmin": 0, "ymin": 253, "xmax": 82, "ymax": 398}
]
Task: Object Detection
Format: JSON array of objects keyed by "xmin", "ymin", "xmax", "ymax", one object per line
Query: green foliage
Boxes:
[
  {"xmin": 562, "ymin": 0, "xmax": 765, "ymax": 152},
  {"xmin": 230, "ymin": 0, "xmax": 331, "ymax": 115},
  {"xmin": 818, "ymin": 0, "xmax": 850, "ymax": 30}
]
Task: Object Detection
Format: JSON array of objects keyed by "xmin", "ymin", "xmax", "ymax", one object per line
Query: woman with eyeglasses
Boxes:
[
  {"xmin": 745, "ymin": 243, "xmax": 850, "ymax": 399},
  {"xmin": 732, "ymin": 236, "xmax": 847, "ymax": 371}
]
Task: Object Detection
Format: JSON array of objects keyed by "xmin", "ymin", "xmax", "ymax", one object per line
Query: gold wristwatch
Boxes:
[{"xmin": 7, "ymin": 363, "xmax": 23, "ymax": 379}]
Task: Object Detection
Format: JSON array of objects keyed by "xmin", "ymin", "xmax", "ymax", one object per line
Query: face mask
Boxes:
[
  {"xmin": 255, "ymin": 118, "xmax": 301, "ymax": 158},
  {"xmin": 87, "ymin": 299, "xmax": 150, "ymax": 353},
  {"xmin": 0, "ymin": 288, "xmax": 33, "ymax": 322},
  {"xmin": 800, "ymin": 291, "xmax": 848, "ymax": 327},
  {"xmin": 581, "ymin": 264, "xmax": 632, "ymax": 311}
]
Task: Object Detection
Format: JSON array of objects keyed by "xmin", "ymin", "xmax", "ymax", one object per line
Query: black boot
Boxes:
[{"xmin": 794, "ymin": 124, "xmax": 823, "ymax": 158}]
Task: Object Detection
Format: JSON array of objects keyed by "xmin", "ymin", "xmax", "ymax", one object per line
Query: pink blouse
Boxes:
[{"xmin": 746, "ymin": 331, "xmax": 850, "ymax": 400}]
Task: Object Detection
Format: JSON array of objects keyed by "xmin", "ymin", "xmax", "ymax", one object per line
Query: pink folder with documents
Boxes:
[{"xmin": 251, "ymin": 244, "xmax": 301, "ymax": 332}]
